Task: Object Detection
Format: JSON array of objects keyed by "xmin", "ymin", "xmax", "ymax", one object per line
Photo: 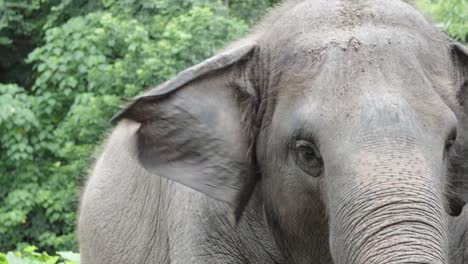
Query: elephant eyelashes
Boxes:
[{"xmin": 294, "ymin": 140, "xmax": 324, "ymax": 177}]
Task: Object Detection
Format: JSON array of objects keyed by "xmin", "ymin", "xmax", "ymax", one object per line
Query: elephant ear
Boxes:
[
  {"xmin": 450, "ymin": 42, "xmax": 468, "ymax": 210},
  {"xmin": 112, "ymin": 41, "xmax": 260, "ymax": 221}
]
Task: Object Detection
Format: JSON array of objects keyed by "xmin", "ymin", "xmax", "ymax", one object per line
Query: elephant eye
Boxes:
[
  {"xmin": 294, "ymin": 140, "xmax": 323, "ymax": 177},
  {"xmin": 445, "ymin": 129, "xmax": 457, "ymax": 153}
]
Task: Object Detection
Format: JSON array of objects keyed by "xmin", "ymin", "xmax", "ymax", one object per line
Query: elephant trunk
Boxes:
[{"xmin": 327, "ymin": 144, "xmax": 448, "ymax": 264}]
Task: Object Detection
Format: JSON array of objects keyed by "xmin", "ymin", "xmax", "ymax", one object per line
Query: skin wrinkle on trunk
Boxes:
[
  {"xmin": 353, "ymin": 220, "xmax": 446, "ymax": 263},
  {"xmin": 337, "ymin": 197, "xmax": 446, "ymax": 263},
  {"xmin": 327, "ymin": 139, "xmax": 448, "ymax": 264},
  {"xmin": 332, "ymin": 188, "xmax": 447, "ymax": 263}
]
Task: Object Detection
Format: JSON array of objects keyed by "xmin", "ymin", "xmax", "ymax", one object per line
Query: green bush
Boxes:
[
  {"xmin": 414, "ymin": 0, "xmax": 467, "ymax": 42},
  {"xmin": 0, "ymin": 245, "xmax": 79, "ymax": 264}
]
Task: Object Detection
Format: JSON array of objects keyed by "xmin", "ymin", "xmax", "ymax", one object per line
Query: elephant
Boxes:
[{"xmin": 77, "ymin": 0, "xmax": 468, "ymax": 263}]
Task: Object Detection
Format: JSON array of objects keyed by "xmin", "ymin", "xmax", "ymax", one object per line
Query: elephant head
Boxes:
[{"xmin": 113, "ymin": 0, "xmax": 468, "ymax": 263}]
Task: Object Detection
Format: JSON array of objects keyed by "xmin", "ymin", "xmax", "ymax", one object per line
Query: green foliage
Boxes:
[
  {"xmin": 414, "ymin": 0, "xmax": 468, "ymax": 42},
  {"xmin": 0, "ymin": 0, "xmax": 102, "ymax": 86},
  {"xmin": 0, "ymin": 245, "xmax": 79, "ymax": 264},
  {"xmin": 225, "ymin": 0, "xmax": 281, "ymax": 24},
  {"xmin": 0, "ymin": 0, "xmax": 274, "ymax": 254}
]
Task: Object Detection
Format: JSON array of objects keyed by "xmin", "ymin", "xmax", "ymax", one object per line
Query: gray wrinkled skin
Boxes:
[{"xmin": 78, "ymin": 0, "xmax": 468, "ymax": 263}]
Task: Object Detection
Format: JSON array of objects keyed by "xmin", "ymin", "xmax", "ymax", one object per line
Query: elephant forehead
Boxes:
[
  {"xmin": 283, "ymin": 90, "xmax": 455, "ymax": 141},
  {"xmin": 270, "ymin": 26, "xmax": 454, "ymax": 137},
  {"xmin": 295, "ymin": 26, "xmax": 446, "ymax": 56},
  {"xmin": 262, "ymin": 0, "xmax": 450, "ymax": 76},
  {"xmin": 272, "ymin": 66, "xmax": 457, "ymax": 150},
  {"xmin": 260, "ymin": 0, "xmax": 437, "ymax": 42},
  {"xmin": 268, "ymin": 24, "xmax": 449, "ymax": 79}
]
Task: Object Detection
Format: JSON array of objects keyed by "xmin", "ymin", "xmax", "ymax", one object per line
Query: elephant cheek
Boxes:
[{"xmin": 326, "ymin": 148, "xmax": 449, "ymax": 264}]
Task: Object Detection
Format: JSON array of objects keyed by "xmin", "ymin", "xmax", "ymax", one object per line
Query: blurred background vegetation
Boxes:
[{"xmin": 0, "ymin": 0, "xmax": 466, "ymax": 262}]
